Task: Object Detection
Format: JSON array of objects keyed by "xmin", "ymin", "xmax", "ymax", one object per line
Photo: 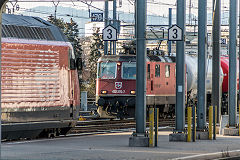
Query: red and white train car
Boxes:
[
  {"xmin": 1, "ymin": 14, "xmax": 80, "ymax": 140},
  {"xmin": 96, "ymin": 55, "xmax": 179, "ymax": 118}
]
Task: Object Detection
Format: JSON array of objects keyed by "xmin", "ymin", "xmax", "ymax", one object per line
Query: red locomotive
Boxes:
[
  {"xmin": 96, "ymin": 53, "xmax": 235, "ymax": 119},
  {"xmin": 96, "ymin": 54, "xmax": 177, "ymax": 118},
  {"xmin": 1, "ymin": 14, "xmax": 80, "ymax": 140}
]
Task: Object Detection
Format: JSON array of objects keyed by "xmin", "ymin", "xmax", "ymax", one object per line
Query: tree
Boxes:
[
  {"xmin": 47, "ymin": 15, "xmax": 65, "ymax": 31},
  {"xmin": 48, "ymin": 16, "xmax": 82, "ymax": 60},
  {"xmin": 89, "ymin": 28, "xmax": 103, "ymax": 76},
  {"xmin": 86, "ymin": 28, "xmax": 103, "ymax": 97},
  {"xmin": 64, "ymin": 18, "xmax": 82, "ymax": 60},
  {"xmin": 47, "ymin": 16, "xmax": 83, "ymax": 82}
]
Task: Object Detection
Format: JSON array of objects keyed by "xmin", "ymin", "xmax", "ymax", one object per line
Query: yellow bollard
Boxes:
[
  {"xmin": 149, "ymin": 108, "xmax": 154, "ymax": 147},
  {"xmin": 187, "ymin": 106, "xmax": 192, "ymax": 142},
  {"xmin": 79, "ymin": 115, "xmax": 86, "ymax": 121},
  {"xmin": 209, "ymin": 106, "xmax": 213, "ymax": 140}
]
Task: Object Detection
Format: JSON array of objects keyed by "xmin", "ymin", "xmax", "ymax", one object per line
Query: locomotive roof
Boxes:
[
  {"xmin": 2, "ymin": 14, "xmax": 67, "ymax": 42},
  {"xmin": 98, "ymin": 55, "xmax": 175, "ymax": 62},
  {"xmin": 98, "ymin": 55, "xmax": 137, "ymax": 62}
]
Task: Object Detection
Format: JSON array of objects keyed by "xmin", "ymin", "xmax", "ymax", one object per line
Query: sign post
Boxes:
[
  {"xmin": 168, "ymin": 24, "xmax": 183, "ymax": 41},
  {"xmin": 103, "ymin": 25, "xmax": 117, "ymax": 41},
  {"xmin": 129, "ymin": 0, "xmax": 149, "ymax": 147},
  {"xmin": 169, "ymin": 0, "xmax": 186, "ymax": 142}
]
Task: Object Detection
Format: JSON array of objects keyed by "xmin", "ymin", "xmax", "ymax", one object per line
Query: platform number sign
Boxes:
[
  {"xmin": 168, "ymin": 25, "xmax": 183, "ymax": 41},
  {"xmin": 103, "ymin": 25, "xmax": 117, "ymax": 41},
  {"xmin": 91, "ymin": 13, "xmax": 103, "ymax": 22}
]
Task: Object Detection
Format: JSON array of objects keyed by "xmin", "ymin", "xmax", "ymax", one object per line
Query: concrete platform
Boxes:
[
  {"xmin": 223, "ymin": 127, "xmax": 239, "ymax": 136},
  {"xmin": 196, "ymin": 131, "xmax": 209, "ymax": 140},
  {"xmin": 169, "ymin": 133, "xmax": 187, "ymax": 142},
  {"xmin": 3, "ymin": 130, "xmax": 240, "ymax": 160},
  {"xmin": 129, "ymin": 134, "xmax": 149, "ymax": 147},
  {"xmin": 220, "ymin": 115, "xmax": 239, "ymax": 135}
]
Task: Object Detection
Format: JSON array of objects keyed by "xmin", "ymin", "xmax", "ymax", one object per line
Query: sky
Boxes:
[
  {"xmin": 5, "ymin": 0, "xmax": 232, "ymax": 24},
  {"xmin": 6, "ymin": 0, "xmax": 233, "ymax": 18},
  {"xmin": 5, "ymin": 0, "xmax": 217, "ymax": 17}
]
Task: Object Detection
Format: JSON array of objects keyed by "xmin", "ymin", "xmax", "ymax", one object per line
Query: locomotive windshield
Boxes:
[
  {"xmin": 99, "ymin": 62, "xmax": 116, "ymax": 79},
  {"xmin": 122, "ymin": 62, "xmax": 136, "ymax": 79}
]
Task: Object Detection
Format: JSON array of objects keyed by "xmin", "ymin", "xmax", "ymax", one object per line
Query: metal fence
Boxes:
[{"xmin": 80, "ymin": 97, "xmax": 97, "ymax": 111}]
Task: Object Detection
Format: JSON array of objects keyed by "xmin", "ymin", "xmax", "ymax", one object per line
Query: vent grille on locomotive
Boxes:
[{"xmin": 2, "ymin": 25, "xmax": 55, "ymax": 40}]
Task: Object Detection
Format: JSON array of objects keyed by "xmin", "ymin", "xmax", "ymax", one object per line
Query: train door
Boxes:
[
  {"xmin": 162, "ymin": 63, "xmax": 176, "ymax": 100},
  {"xmin": 164, "ymin": 63, "xmax": 171, "ymax": 92},
  {"xmin": 150, "ymin": 63, "xmax": 154, "ymax": 93},
  {"xmin": 154, "ymin": 63, "xmax": 161, "ymax": 93},
  {"xmin": 68, "ymin": 48, "xmax": 78, "ymax": 119},
  {"xmin": 147, "ymin": 63, "xmax": 151, "ymax": 93}
]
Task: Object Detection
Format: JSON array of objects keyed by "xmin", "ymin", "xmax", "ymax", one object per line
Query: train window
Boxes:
[
  {"xmin": 155, "ymin": 64, "xmax": 160, "ymax": 77},
  {"xmin": 97, "ymin": 63, "xmax": 100, "ymax": 78},
  {"xmin": 165, "ymin": 65, "xmax": 170, "ymax": 78},
  {"xmin": 122, "ymin": 62, "xmax": 136, "ymax": 79},
  {"xmin": 100, "ymin": 62, "xmax": 116, "ymax": 79},
  {"xmin": 147, "ymin": 64, "xmax": 150, "ymax": 79},
  {"xmin": 69, "ymin": 48, "xmax": 76, "ymax": 70}
]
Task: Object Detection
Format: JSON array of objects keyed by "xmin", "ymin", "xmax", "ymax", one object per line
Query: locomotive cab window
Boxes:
[
  {"xmin": 155, "ymin": 64, "xmax": 160, "ymax": 77},
  {"xmin": 97, "ymin": 63, "xmax": 100, "ymax": 78},
  {"xmin": 100, "ymin": 62, "xmax": 116, "ymax": 79},
  {"xmin": 122, "ymin": 62, "xmax": 136, "ymax": 79},
  {"xmin": 165, "ymin": 65, "xmax": 170, "ymax": 78},
  {"xmin": 69, "ymin": 48, "xmax": 76, "ymax": 70}
]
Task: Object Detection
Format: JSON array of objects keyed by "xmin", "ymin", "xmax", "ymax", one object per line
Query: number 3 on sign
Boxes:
[
  {"xmin": 107, "ymin": 29, "xmax": 112, "ymax": 39},
  {"xmin": 103, "ymin": 25, "xmax": 117, "ymax": 41},
  {"xmin": 172, "ymin": 29, "xmax": 178, "ymax": 39},
  {"xmin": 168, "ymin": 25, "xmax": 183, "ymax": 41}
]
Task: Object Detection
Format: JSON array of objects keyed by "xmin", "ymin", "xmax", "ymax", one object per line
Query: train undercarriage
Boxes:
[
  {"xmin": 97, "ymin": 93, "xmax": 231, "ymax": 119},
  {"xmin": 97, "ymin": 95, "xmax": 176, "ymax": 119}
]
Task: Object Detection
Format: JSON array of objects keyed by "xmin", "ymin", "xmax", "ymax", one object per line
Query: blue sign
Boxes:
[
  {"xmin": 91, "ymin": 13, "xmax": 103, "ymax": 22},
  {"xmin": 221, "ymin": 38, "xmax": 227, "ymax": 44}
]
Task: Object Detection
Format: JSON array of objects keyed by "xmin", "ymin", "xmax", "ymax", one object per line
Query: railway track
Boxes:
[
  {"xmin": 69, "ymin": 118, "xmax": 175, "ymax": 136},
  {"xmin": 1, "ymin": 118, "xmax": 175, "ymax": 142}
]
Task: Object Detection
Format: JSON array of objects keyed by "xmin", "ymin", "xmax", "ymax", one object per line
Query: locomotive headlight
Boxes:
[
  {"xmin": 101, "ymin": 90, "xmax": 107, "ymax": 94},
  {"xmin": 130, "ymin": 90, "xmax": 136, "ymax": 94}
]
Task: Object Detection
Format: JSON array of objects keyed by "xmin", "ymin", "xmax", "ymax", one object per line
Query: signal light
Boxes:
[
  {"xmin": 130, "ymin": 90, "xmax": 136, "ymax": 94},
  {"xmin": 101, "ymin": 90, "xmax": 107, "ymax": 94}
]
